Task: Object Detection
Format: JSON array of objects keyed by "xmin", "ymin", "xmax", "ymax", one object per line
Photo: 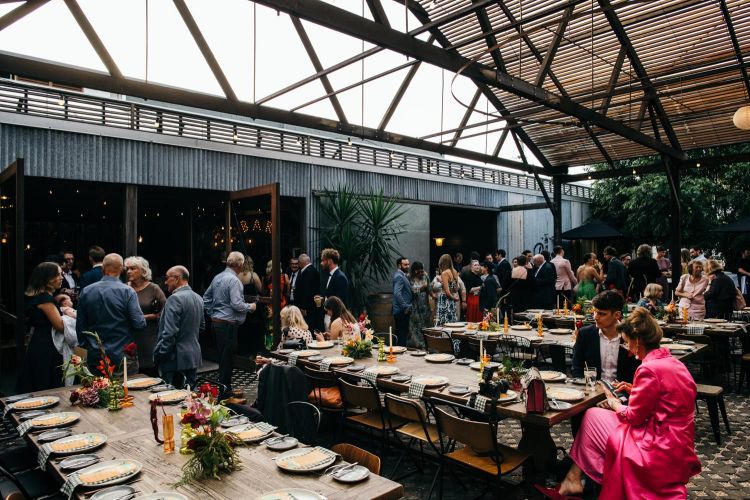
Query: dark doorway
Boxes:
[{"xmin": 429, "ymin": 205, "xmax": 498, "ymax": 273}]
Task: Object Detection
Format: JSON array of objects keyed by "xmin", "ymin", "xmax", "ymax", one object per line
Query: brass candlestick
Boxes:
[{"xmin": 386, "ymin": 345, "xmax": 396, "ymax": 364}]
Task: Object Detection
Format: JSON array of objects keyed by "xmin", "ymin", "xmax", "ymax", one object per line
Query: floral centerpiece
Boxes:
[
  {"xmin": 493, "ymin": 358, "xmax": 528, "ymax": 391},
  {"xmin": 478, "ymin": 312, "xmax": 501, "ymax": 332},
  {"xmin": 341, "ymin": 315, "xmax": 375, "ymax": 359},
  {"xmin": 176, "ymin": 383, "xmax": 241, "ymax": 486},
  {"xmin": 62, "ymin": 332, "xmax": 125, "ymax": 410}
]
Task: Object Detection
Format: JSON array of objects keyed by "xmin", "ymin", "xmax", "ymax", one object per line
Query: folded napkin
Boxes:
[
  {"xmin": 408, "ymin": 381, "xmax": 427, "ymax": 399},
  {"xmin": 38, "ymin": 443, "xmax": 53, "ymax": 471},
  {"xmin": 287, "ymin": 352, "xmax": 300, "ymax": 367},
  {"xmin": 277, "ymin": 446, "xmax": 335, "ymax": 470},
  {"xmin": 470, "ymin": 395, "xmax": 491, "ymax": 413},
  {"xmin": 319, "ymin": 359, "xmax": 333, "ymax": 372},
  {"xmin": 686, "ymin": 325, "xmax": 706, "ymax": 336},
  {"xmin": 17, "ymin": 420, "xmax": 34, "ymax": 436},
  {"xmin": 60, "ymin": 472, "xmax": 82, "ymax": 499},
  {"xmin": 362, "ymin": 371, "xmax": 379, "ymax": 385}
]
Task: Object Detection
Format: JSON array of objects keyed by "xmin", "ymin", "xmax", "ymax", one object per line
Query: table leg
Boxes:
[{"xmin": 518, "ymin": 422, "xmax": 557, "ymax": 478}]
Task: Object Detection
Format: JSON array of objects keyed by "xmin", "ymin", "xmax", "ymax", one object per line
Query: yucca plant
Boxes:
[{"xmin": 318, "ymin": 186, "xmax": 405, "ymax": 313}]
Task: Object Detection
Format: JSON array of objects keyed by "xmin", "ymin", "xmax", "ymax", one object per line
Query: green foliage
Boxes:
[
  {"xmin": 318, "ymin": 185, "xmax": 406, "ymax": 313},
  {"xmin": 176, "ymin": 431, "xmax": 241, "ymax": 486},
  {"xmin": 589, "ymin": 143, "xmax": 750, "ymax": 264}
]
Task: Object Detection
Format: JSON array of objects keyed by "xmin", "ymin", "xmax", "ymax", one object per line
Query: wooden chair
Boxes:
[
  {"xmin": 425, "ymin": 333, "xmax": 454, "ymax": 355},
  {"xmin": 286, "ymin": 401, "xmax": 321, "ymax": 444},
  {"xmin": 337, "ymin": 377, "xmax": 407, "ymax": 447},
  {"xmin": 430, "ymin": 397, "xmax": 532, "ymax": 498},
  {"xmin": 384, "ymin": 394, "xmax": 442, "ymax": 493},
  {"xmin": 331, "ymin": 443, "xmax": 381, "ymax": 475},
  {"xmin": 695, "ymin": 384, "xmax": 731, "ymax": 445}
]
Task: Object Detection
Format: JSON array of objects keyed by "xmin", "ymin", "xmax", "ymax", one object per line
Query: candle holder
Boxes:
[
  {"xmin": 386, "ymin": 345, "xmax": 396, "ymax": 364},
  {"xmin": 377, "ymin": 338, "xmax": 387, "ymax": 362}
]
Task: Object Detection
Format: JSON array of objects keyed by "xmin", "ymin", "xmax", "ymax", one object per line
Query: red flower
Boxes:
[
  {"xmin": 69, "ymin": 390, "xmax": 80, "ymax": 404},
  {"xmin": 186, "ymin": 437, "xmax": 198, "ymax": 450},
  {"xmin": 358, "ymin": 312, "xmax": 366, "ymax": 322},
  {"xmin": 123, "ymin": 342, "xmax": 138, "ymax": 358},
  {"xmin": 210, "ymin": 386, "xmax": 218, "ymax": 398}
]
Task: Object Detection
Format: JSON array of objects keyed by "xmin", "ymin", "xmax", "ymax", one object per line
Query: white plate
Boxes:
[
  {"xmin": 526, "ymin": 309, "xmax": 546, "ymax": 314},
  {"xmin": 264, "ymin": 436, "xmax": 299, "ymax": 451},
  {"xmin": 547, "ymin": 387, "xmax": 585, "ymax": 402},
  {"xmin": 424, "ymin": 353, "xmax": 455, "ymax": 363},
  {"xmin": 333, "ymin": 464, "xmax": 370, "ymax": 483},
  {"xmin": 38, "ymin": 428, "xmax": 73, "ymax": 442},
  {"xmin": 123, "ymin": 377, "xmax": 162, "ymax": 390},
  {"xmin": 510, "ymin": 324, "xmax": 532, "ymax": 331},
  {"xmin": 226, "ymin": 422, "xmax": 276, "ymax": 443},
  {"xmin": 660, "ymin": 337, "xmax": 672, "ymax": 343},
  {"xmin": 59, "ymin": 454, "xmax": 100, "ymax": 471},
  {"xmin": 256, "ymin": 489, "xmax": 326, "ymax": 500},
  {"xmin": 539, "ymin": 371, "xmax": 566, "ymax": 382},
  {"xmin": 9, "ymin": 396, "xmax": 59, "ymax": 411},
  {"xmin": 136, "ymin": 493, "xmax": 188, "ymax": 500},
  {"xmin": 30, "ymin": 411, "xmax": 80, "ymax": 429},
  {"xmin": 444, "ymin": 322, "xmax": 467, "ymax": 328},
  {"xmin": 296, "ymin": 350, "xmax": 319, "ymax": 358},
  {"xmin": 704, "ymin": 318, "xmax": 727, "ymax": 323},
  {"xmin": 49, "ymin": 433, "xmax": 107, "ymax": 455},
  {"xmin": 548, "ymin": 400, "xmax": 573, "ymax": 411},
  {"xmin": 76, "ymin": 459, "xmax": 142, "ymax": 488},
  {"xmin": 548, "ymin": 328, "xmax": 572, "ymax": 335},
  {"xmin": 148, "ymin": 390, "xmax": 190, "ymax": 404},
  {"xmin": 388, "ymin": 345, "xmax": 407, "ymax": 354},
  {"xmin": 321, "ymin": 356, "xmax": 354, "ymax": 366},
  {"xmin": 275, "ymin": 447, "xmax": 338, "ymax": 472},
  {"xmin": 662, "ymin": 343, "xmax": 691, "ymax": 351},
  {"xmin": 469, "ymin": 361, "xmax": 500, "ymax": 371},
  {"xmin": 497, "ymin": 390, "xmax": 518, "ymax": 401},
  {"xmin": 364, "ymin": 365, "xmax": 400, "ymax": 376},
  {"xmin": 307, "ymin": 341, "xmax": 334, "ymax": 349},
  {"xmin": 90, "ymin": 485, "xmax": 137, "ymax": 500},
  {"xmin": 220, "ymin": 416, "xmax": 250, "ymax": 428},
  {"xmin": 412, "ymin": 375, "xmax": 449, "ymax": 387}
]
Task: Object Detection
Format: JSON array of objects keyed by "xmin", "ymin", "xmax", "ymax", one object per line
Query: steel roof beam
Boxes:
[
  {"xmin": 64, "ymin": 0, "xmax": 122, "ymax": 80},
  {"xmin": 534, "ymin": 6, "xmax": 574, "ymax": 88},
  {"xmin": 450, "ymin": 88, "xmax": 481, "ymax": 147},
  {"xmin": 290, "ymin": 15, "xmax": 348, "ymax": 124},
  {"xmin": 0, "ymin": 0, "xmax": 48, "ymax": 32},
  {"xmin": 597, "ymin": 0, "xmax": 681, "ymax": 152},
  {"xmin": 719, "ymin": 0, "xmax": 750, "ymax": 99}
]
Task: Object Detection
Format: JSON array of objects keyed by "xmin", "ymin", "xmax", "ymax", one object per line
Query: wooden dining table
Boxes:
[
  {"xmin": 271, "ymin": 346, "xmax": 607, "ymax": 475},
  {"xmin": 1, "ymin": 385, "xmax": 404, "ymax": 500}
]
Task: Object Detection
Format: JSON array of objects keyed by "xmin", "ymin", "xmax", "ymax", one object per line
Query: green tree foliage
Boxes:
[{"xmin": 589, "ymin": 144, "xmax": 750, "ymax": 264}]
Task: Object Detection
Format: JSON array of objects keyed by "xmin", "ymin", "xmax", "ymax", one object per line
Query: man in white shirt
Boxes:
[
  {"xmin": 61, "ymin": 251, "xmax": 77, "ymax": 290},
  {"xmin": 689, "ymin": 246, "xmax": 707, "ymax": 262}
]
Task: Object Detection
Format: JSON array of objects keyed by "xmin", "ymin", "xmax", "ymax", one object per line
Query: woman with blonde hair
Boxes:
[
  {"xmin": 238, "ymin": 255, "xmax": 262, "ymax": 293},
  {"xmin": 125, "ymin": 256, "xmax": 166, "ymax": 374},
  {"xmin": 546, "ymin": 308, "xmax": 700, "ymax": 498},
  {"xmin": 703, "ymin": 259, "xmax": 736, "ymax": 319},
  {"xmin": 436, "ymin": 253, "xmax": 460, "ymax": 324},
  {"xmin": 636, "ymin": 283, "xmax": 664, "ymax": 315},
  {"xmin": 278, "ymin": 305, "xmax": 322, "ymax": 348},
  {"xmin": 675, "ymin": 259, "xmax": 708, "ymax": 320}
]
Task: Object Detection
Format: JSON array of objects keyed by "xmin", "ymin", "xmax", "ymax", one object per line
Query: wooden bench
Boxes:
[{"xmin": 696, "ymin": 383, "xmax": 731, "ymax": 445}]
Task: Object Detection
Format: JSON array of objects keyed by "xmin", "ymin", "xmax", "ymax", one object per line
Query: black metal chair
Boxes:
[
  {"xmin": 497, "ymin": 335, "xmax": 536, "ymax": 366},
  {"xmin": 286, "ymin": 401, "xmax": 321, "ymax": 444}
]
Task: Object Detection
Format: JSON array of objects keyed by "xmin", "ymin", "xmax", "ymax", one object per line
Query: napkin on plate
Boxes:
[{"xmin": 408, "ymin": 382, "xmax": 427, "ymax": 399}]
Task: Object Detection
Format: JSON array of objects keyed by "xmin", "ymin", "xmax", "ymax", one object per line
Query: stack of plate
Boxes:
[
  {"xmin": 364, "ymin": 365, "xmax": 400, "ymax": 376},
  {"xmin": 412, "ymin": 375, "xmax": 449, "ymax": 387},
  {"xmin": 321, "ymin": 356, "xmax": 354, "ymax": 366},
  {"xmin": 539, "ymin": 371, "xmax": 566, "ymax": 382},
  {"xmin": 8, "ymin": 396, "xmax": 59, "ymax": 411},
  {"xmin": 547, "ymin": 387, "xmax": 584, "ymax": 402},
  {"xmin": 424, "ymin": 353, "xmax": 455, "ymax": 363},
  {"xmin": 306, "ymin": 340, "xmax": 334, "ymax": 349}
]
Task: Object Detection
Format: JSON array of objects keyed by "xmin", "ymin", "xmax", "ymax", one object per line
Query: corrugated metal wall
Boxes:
[{"xmin": 0, "ymin": 123, "xmax": 590, "ymax": 259}]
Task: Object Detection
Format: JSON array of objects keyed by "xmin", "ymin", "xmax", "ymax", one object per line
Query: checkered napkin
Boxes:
[
  {"xmin": 362, "ymin": 370, "xmax": 379, "ymax": 385},
  {"xmin": 17, "ymin": 420, "xmax": 33, "ymax": 436},
  {"xmin": 470, "ymin": 395, "xmax": 491, "ymax": 413},
  {"xmin": 686, "ymin": 324, "xmax": 705, "ymax": 335},
  {"xmin": 408, "ymin": 381, "xmax": 427, "ymax": 399},
  {"xmin": 60, "ymin": 472, "xmax": 82, "ymax": 499},
  {"xmin": 319, "ymin": 359, "xmax": 333, "ymax": 371},
  {"xmin": 287, "ymin": 351, "xmax": 300, "ymax": 366},
  {"xmin": 3, "ymin": 404, "xmax": 13, "ymax": 418},
  {"xmin": 38, "ymin": 443, "xmax": 56, "ymax": 471}
]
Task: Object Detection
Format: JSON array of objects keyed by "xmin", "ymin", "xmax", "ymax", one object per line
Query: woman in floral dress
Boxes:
[
  {"xmin": 436, "ymin": 254, "xmax": 460, "ymax": 325},
  {"xmin": 407, "ymin": 261, "xmax": 430, "ymax": 348}
]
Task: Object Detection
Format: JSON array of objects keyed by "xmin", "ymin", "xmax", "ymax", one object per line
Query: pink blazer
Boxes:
[
  {"xmin": 602, "ymin": 347, "xmax": 701, "ymax": 499},
  {"xmin": 551, "ymin": 256, "xmax": 577, "ymax": 291}
]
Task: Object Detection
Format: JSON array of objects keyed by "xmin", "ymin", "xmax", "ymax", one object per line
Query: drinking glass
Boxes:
[{"xmin": 163, "ymin": 414, "xmax": 175, "ymax": 454}]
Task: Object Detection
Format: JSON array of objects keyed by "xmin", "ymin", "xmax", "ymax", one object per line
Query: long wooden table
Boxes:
[
  {"xmin": 272, "ymin": 347, "xmax": 606, "ymax": 474},
  {"xmin": 1, "ymin": 386, "xmax": 404, "ymax": 500}
]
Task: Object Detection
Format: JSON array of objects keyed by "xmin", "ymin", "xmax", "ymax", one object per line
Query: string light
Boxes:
[{"xmin": 138, "ymin": 236, "xmax": 143, "ymax": 243}]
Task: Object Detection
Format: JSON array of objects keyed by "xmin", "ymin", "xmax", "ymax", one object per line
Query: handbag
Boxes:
[
  {"xmin": 522, "ymin": 367, "xmax": 548, "ymax": 414},
  {"xmin": 735, "ymin": 287, "xmax": 747, "ymax": 310},
  {"xmin": 308, "ymin": 387, "xmax": 343, "ymax": 408}
]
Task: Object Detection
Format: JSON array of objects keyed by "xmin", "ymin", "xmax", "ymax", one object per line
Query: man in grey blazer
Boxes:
[
  {"xmin": 392, "ymin": 257, "xmax": 413, "ymax": 347},
  {"xmin": 154, "ymin": 266, "xmax": 205, "ymax": 389}
]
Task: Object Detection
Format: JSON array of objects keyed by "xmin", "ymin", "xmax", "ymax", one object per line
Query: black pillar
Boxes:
[
  {"xmin": 553, "ymin": 177, "xmax": 563, "ymax": 245},
  {"xmin": 666, "ymin": 160, "xmax": 682, "ymax": 281},
  {"xmin": 123, "ymin": 185, "xmax": 138, "ymax": 258}
]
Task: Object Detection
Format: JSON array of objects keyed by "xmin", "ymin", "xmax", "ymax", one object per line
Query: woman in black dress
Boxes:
[
  {"xmin": 703, "ymin": 259, "xmax": 736, "ymax": 319},
  {"xmin": 508, "ymin": 254, "xmax": 534, "ymax": 313},
  {"xmin": 17, "ymin": 262, "xmax": 65, "ymax": 392}
]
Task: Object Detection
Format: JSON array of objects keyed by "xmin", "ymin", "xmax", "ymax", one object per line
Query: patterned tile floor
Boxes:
[{"xmin": 2, "ymin": 368, "xmax": 748, "ymax": 499}]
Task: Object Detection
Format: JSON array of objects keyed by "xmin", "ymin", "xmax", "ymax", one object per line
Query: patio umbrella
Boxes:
[
  {"xmin": 561, "ymin": 219, "xmax": 623, "ymax": 240},
  {"xmin": 712, "ymin": 215, "xmax": 750, "ymax": 233}
]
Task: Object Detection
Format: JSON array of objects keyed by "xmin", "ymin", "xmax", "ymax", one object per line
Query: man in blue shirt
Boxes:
[
  {"xmin": 203, "ymin": 251, "xmax": 257, "ymax": 396},
  {"xmin": 77, "ymin": 253, "xmax": 146, "ymax": 374},
  {"xmin": 392, "ymin": 257, "xmax": 412, "ymax": 347}
]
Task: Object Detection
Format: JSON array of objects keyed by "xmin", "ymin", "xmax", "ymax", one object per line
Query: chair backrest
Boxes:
[
  {"xmin": 304, "ymin": 366, "xmax": 338, "ymax": 388},
  {"xmin": 433, "ymin": 405, "xmax": 496, "ymax": 455},
  {"xmin": 286, "ymin": 401, "xmax": 321, "ymax": 443},
  {"xmin": 497, "ymin": 335, "xmax": 534, "ymax": 362},
  {"xmin": 331, "ymin": 443, "xmax": 381, "ymax": 475},
  {"xmin": 338, "ymin": 377, "xmax": 382, "ymax": 411},
  {"xmin": 425, "ymin": 334, "xmax": 454, "ymax": 354},
  {"xmin": 384, "ymin": 393, "xmax": 427, "ymax": 423},
  {"xmin": 467, "ymin": 338, "xmax": 498, "ymax": 359},
  {"xmin": 548, "ymin": 344, "xmax": 572, "ymax": 374}
]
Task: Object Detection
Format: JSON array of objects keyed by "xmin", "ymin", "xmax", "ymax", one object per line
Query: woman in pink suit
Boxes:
[{"xmin": 552, "ymin": 307, "xmax": 701, "ymax": 499}]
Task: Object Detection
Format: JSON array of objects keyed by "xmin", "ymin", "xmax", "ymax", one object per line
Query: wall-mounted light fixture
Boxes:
[{"xmin": 434, "ymin": 237, "xmax": 445, "ymax": 247}]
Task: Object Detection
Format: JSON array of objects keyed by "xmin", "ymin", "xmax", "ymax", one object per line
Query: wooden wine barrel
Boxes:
[{"xmin": 367, "ymin": 292, "xmax": 394, "ymax": 333}]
